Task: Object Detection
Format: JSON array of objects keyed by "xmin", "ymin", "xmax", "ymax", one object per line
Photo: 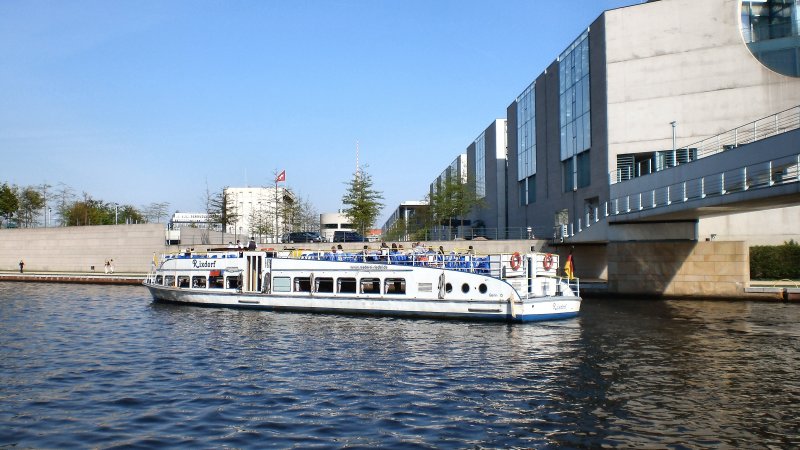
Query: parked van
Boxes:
[{"xmin": 332, "ymin": 231, "xmax": 367, "ymax": 242}]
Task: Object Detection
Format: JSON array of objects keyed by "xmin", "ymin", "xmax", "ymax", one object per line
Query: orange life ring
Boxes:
[
  {"xmin": 510, "ymin": 252, "xmax": 522, "ymax": 271},
  {"xmin": 543, "ymin": 253, "xmax": 554, "ymax": 271}
]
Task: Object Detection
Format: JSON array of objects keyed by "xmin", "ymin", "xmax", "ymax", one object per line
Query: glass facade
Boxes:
[
  {"xmin": 559, "ymin": 30, "xmax": 591, "ymax": 162},
  {"xmin": 516, "ymin": 82, "xmax": 536, "ymax": 205},
  {"xmin": 741, "ymin": 0, "xmax": 800, "ymax": 77},
  {"xmin": 475, "ymin": 133, "xmax": 486, "ymax": 199}
]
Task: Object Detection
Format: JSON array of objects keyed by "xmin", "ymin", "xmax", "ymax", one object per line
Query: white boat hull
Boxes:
[
  {"xmin": 145, "ymin": 284, "xmax": 579, "ymax": 322},
  {"xmin": 144, "ymin": 250, "xmax": 581, "ymax": 323}
]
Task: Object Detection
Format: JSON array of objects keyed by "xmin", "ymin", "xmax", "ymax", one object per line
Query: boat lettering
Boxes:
[
  {"xmin": 553, "ymin": 302, "xmax": 567, "ymax": 311},
  {"xmin": 352, "ymin": 265, "xmax": 389, "ymax": 271},
  {"xmin": 192, "ymin": 260, "xmax": 217, "ymax": 268}
]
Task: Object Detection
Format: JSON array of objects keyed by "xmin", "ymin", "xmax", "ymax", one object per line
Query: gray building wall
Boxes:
[{"xmin": 506, "ymin": 0, "xmax": 800, "ymax": 240}]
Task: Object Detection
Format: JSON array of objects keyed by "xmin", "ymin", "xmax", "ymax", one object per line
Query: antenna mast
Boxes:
[{"xmin": 355, "ymin": 140, "xmax": 360, "ymax": 179}]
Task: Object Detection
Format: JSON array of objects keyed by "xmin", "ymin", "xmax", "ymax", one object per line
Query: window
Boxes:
[
  {"xmin": 178, "ymin": 276, "xmax": 189, "ymax": 288},
  {"xmin": 741, "ymin": 0, "xmax": 800, "ymax": 77},
  {"xmin": 563, "ymin": 158, "xmax": 575, "ymax": 192},
  {"xmin": 209, "ymin": 276, "xmax": 224, "ymax": 289},
  {"xmin": 315, "ymin": 277, "xmax": 334, "ymax": 293},
  {"xmin": 192, "ymin": 276, "xmax": 207, "ymax": 288},
  {"xmin": 226, "ymin": 276, "xmax": 241, "ymax": 289},
  {"xmin": 560, "ymin": 31, "xmax": 591, "ymax": 161},
  {"xmin": 384, "ymin": 278, "xmax": 406, "ymax": 294},
  {"xmin": 294, "ymin": 277, "xmax": 311, "ymax": 292},
  {"xmin": 164, "ymin": 275, "xmax": 175, "ymax": 286},
  {"xmin": 516, "ymin": 82, "xmax": 536, "ymax": 181},
  {"xmin": 577, "ymin": 151, "xmax": 591, "ymax": 188},
  {"xmin": 475, "ymin": 133, "xmax": 486, "ymax": 199},
  {"xmin": 338, "ymin": 278, "xmax": 357, "ymax": 293},
  {"xmin": 360, "ymin": 278, "xmax": 381, "ymax": 294},
  {"xmin": 273, "ymin": 276, "xmax": 291, "ymax": 292}
]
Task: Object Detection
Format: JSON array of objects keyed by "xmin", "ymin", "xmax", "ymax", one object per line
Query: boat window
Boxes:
[
  {"xmin": 461, "ymin": 283, "xmax": 470, "ymax": 294},
  {"xmin": 226, "ymin": 276, "xmax": 241, "ymax": 289},
  {"xmin": 155, "ymin": 275, "xmax": 163, "ymax": 285},
  {"xmin": 479, "ymin": 283, "xmax": 488, "ymax": 294},
  {"xmin": 445, "ymin": 283, "xmax": 453, "ymax": 293},
  {"xmin": 315, "ymin": 277, "xmax": 334, "ymax": 293},
  {"xmin": 360, "ymin": 278, "xmax": 381, "ymax": 294},
  {"xmin": 192, "ymin": 276, "xmax": 207, "ymax": 288},
  {"xmin": 209, "ymin": 276, "xmax": 224, "ymax": 288},
  {"xmin": 164, "ymin": 275, "xmax": 175, "ymax": 286},
  {"xmin": 273, "ymin": 276, "xmax": 291, "ymax": 292},
  {"xmin": 178, "ymin": 276, "xmax": 190, "ymax": 288},
  {"xmin": 294, "ymin": 277, "xmax": 312, "ymax": 292},
  {"xmin": 338, "ymin": 277, "xmax": 357, "ymax": 293},
  {"xmin": 384, "ymin": 278, "xmax": 406, "ymax": 294},
  {"xmin": 418, "ymin": 282, "xmax": 433, "ymax": 292}
]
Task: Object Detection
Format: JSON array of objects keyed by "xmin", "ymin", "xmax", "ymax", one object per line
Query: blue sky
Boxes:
[{"xmin": 1, "ymin": 0, "xmax": 638, "ymax": 224}]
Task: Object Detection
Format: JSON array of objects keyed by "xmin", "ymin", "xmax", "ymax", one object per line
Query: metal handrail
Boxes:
[
  {"xmin": 610, "ymin": 105, "xmax": 800, "ymax": 184},
  {"xmin": 560, "ymin": 152, "xmax": 800, "ymax": 242}
]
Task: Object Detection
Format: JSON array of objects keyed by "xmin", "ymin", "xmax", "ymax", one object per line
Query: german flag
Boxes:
[{"xmin": 564, "ymin": 253, "xmax": 575, "ymax": 279}]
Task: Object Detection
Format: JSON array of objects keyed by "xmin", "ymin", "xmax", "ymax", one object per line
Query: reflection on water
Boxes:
[{"xmin": 0, "ymin": 283, "xmax": 798, "ymax": 448}]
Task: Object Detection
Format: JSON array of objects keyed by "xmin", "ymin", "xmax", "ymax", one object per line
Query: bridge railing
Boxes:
[
  {"xmin": 610, "ymin": 105, "xmax": 800, "ymax": 185},
  {"xmin": 557, "ymin": 152, "xmax": 800, "ymax": 242}
]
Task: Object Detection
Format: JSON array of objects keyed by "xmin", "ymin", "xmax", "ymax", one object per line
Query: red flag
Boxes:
[{"xmin": 275, "ymin": 170, "xmax": 286, "ymax": 183}]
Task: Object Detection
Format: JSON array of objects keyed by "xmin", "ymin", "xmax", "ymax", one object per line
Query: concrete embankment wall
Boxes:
[
  {"xmin": 1, "ymin": 224, "xmax": 169, "ymax": 274},
  {"xmin": 608, "ymin": 241, "xmax": 750, "ymax": 298}
]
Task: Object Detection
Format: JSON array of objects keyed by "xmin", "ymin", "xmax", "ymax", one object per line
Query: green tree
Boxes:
[
  {"xmin": 0, "ymin": 183, "xmax": 19, "ymax": 227},
  {"xmin": 341, "ymin": 167, "xmax": 384, "ymax": 236},
  {"xmin": 427, "ymin": 176, "xmax": 482, "ymax": 238},
  {"xmin": 63, "ymin": 193, "xmax": 110, "ymax": 226},
  {"xmin": 17, "ymin": 186, "xmax": 45, "ymax": 227},
  {"xmin": 207, "ymin": 187, "xmax": 238, "ymax": 244}
]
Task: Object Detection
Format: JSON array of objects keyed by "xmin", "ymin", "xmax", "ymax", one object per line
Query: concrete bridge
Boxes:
[{"xmin": 553, "ymin": 106, "xmax": 799, "ymax": 299}]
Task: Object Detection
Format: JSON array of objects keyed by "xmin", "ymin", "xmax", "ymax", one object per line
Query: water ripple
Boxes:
[{"xmin": 1, "ymin": 283, "xmax": 799, "ymax": 448}]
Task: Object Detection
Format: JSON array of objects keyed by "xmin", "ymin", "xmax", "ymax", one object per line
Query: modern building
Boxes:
[
  {"xmin": 467, "ymin": 119, "xmax": 508, "ymax": 237},
  {"xmin": 427, "ymin": 154, "xmax": 468, "ymax": 239},
  {"xmin": 381, "ymin": 201, "xmax": 428, "ymax": 241},
  {"xmin": 320, "ymin": 211, "xmax": 353, "ymax": 243},
  {"xmin": 224, "ymin": 187, "xmax": 295, "ymax": 243},
  {"xmin": 504, "ymin": 0, "xmax": 800, "ymax": 241}
]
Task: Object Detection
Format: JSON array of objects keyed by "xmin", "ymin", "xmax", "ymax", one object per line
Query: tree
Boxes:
[
  {"xmin": 0, "ymin": 183, "xmax": 19, "ymax": 227},
  {"xmin": 207, "ymin": 187, "xmax": 238, "ymax": 244},
  {"xmin": 142, "ymin": 202, "xmax": 170, "ymax": 223},
  {"xmin": 53, "ymin": 182, "xmax": 76, "ymax": 227},
  {"xmin": 341, "ymin": 166, "xmax": 384, "ymax": 236},
  {"xmin": 427, "ymin": 176, "xmax": 483, "ymax": 239},
  {"xmin": 17, "ymin": 187, "xmax": 45, "ymax": 227},
  {"xmin": 63, "ymin": 192, "xmax": 109, "ymax": 226}
]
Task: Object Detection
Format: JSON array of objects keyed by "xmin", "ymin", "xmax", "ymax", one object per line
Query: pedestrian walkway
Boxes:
[{"xmin": 0, "ymin": 271, "xmax": 145, "ymax": 285}]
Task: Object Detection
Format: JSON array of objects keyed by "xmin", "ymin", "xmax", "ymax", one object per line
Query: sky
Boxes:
[{"xmin": 1, "ymin": 0, "xmax": 640, "ymax": 225}]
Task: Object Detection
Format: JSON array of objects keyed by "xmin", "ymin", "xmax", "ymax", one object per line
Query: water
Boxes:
[{"xmin": 1, "ymin": 283, "xmax": 798, "ymax": 449}]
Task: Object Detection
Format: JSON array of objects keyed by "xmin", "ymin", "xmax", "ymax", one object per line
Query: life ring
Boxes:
[
  {"xmin": 542, "ymin": 253, "xmax": 554, "ymax": 271},
  {"xmin": 510, "ymin": 252, "xmax": 522, "ymax": 271}
]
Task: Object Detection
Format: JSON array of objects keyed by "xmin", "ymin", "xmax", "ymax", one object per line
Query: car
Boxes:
[
  {"xmin": 282, "ymin": 232, "xmax": 324, "ymax": 243},
  {"xmin": 332, "ymin": 230, "xmax": 367, "ymax": 242}
]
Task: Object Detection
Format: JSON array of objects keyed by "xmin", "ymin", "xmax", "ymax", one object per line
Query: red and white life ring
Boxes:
[
  {"xmin": 510, "ymin": 252, "xmax": 522, "ymax": 271},
  {"xmin": 542, "ymin": 253, "xmax": 554, "ymax": 271}
]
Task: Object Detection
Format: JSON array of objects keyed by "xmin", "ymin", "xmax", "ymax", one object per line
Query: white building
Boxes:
[{"xmin": 224, "ymin": 187, "xmax": 295, "ymax": 243}]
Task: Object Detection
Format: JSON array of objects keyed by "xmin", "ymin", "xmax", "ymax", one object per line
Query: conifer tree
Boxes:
[{"xmin": 341, "ymin": 167, "xmax": 384, "ymax": 237}]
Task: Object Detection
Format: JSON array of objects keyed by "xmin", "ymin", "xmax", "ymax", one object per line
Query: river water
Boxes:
[{"xmin": 1, "ymin": 282, "xmax": 798, "ymax": 449}]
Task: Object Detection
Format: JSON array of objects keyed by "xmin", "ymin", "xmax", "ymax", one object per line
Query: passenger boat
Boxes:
[{"xmin": 143, "ymin": 248, "xmax": 580, "ymax": 323}]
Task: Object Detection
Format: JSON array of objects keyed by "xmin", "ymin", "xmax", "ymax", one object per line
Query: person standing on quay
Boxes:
[{"xmin": 19, "ymin": 259, "xmax": 24, "ymax": 273}]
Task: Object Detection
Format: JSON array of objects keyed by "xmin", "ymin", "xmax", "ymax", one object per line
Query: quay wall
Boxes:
[
  {"xmin": 608, "ymin": 241, "xmax": 751, "ymax": 298},
  {"xmin": 0, "ymin": 224, "xmax": 168, "ymax": 274}
]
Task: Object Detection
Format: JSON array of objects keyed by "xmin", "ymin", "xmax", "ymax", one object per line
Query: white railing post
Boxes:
[
  {"xmin": 652, "ymin": 190, "xmax": 656, "ymax": 208},
  {"xmin": 578, "ymin": 218, "xmax": 582, "ymax": 232},
  {"xmin": 626, "ymin": 196, "xmax": 631, "ymax": 212},
  {"xmin": 769, "ymin": 161, "xmax": 774, "ymax": 186},
  {"xmin": 605, "ymin": 201, "xmax": 609, "ymax": 217},
  {"xmin": 743, "ymin": 167, "xmax": 748, "ymax": 191},
  {"xmin": 615, "ymin": 198, "xmax": 619, "ymax": 215},
  {"xmin": 721, "ymin": 172, "xmax": 726, "ymax": 195},
  {"xmin": 667, "ymin": 186, "xmax": 671, "ymax": 205},
  {"xmin": 569, "ymin": 223, "xmax": 574, "ymax": 237},
  {"xmin": 701, "ymin": 177, "xmax": 706, "ymax": 198},
  {"xmin": 683, "ymin": 181, "xmax": 687, "ymax": 201},
  {"xmin": 595, "ymin": 207, "xmax": 600, "ymax": 222},
  {"xmin": 639, "ymin": 192, "xmax": 643, "ymax": 210}
]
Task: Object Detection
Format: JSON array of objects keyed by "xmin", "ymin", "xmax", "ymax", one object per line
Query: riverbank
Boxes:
[{"xmin": 0, "ymin": 271, "xmax": 144, "ymax": 285}]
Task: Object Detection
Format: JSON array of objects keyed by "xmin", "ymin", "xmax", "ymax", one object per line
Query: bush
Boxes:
[{"xmin": 750, "ymin": 240, "xmax": 800, "ymax": 280}]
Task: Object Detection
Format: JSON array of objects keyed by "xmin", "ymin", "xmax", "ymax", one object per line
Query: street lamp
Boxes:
[{"xmin": 670, "ymin": 121, "xmax": 677, "ymax": 166}]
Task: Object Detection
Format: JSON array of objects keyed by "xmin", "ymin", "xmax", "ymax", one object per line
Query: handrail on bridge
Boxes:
[{"xmin": 610, "ymin": 105, "xmax": 800, "ymax": 185}]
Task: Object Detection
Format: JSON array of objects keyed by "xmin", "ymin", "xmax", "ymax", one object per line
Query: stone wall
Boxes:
[
  {"xmin": 608, "ymin": 241, "xmax": 749, "ymax": 298},
  {"xmin": 1, "ymin": 224, "xmax": 167, "ymax": 273}
]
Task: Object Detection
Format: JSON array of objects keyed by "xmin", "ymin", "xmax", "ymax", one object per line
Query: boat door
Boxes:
[{"xmin": 244, "ymin": 253, "xmax": 265, "ymax": 293}]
